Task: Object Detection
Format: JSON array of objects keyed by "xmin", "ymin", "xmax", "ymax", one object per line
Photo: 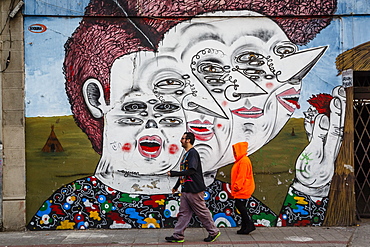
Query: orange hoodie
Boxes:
[{"xmin": 231, "ymin": 142, "xmax": 255, "ymax": 199}]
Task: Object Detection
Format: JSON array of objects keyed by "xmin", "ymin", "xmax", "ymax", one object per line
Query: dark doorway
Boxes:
[{"xmin": 354, "ymin": 71, "xmax": 370, "ymax": 217}]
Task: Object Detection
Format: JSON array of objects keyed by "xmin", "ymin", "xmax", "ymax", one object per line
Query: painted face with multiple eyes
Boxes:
[
  {"xmin": 158, "ymin": 10, "xmax": 326, "ymax": 164},
  {"xmin": 94, "ymin": 10, "xmax": 327, "ymax": 182},
  {"xmin": 188, "ymin": 44, "xmax": 303, "ymax": 156},
  {"xmin": 92, "ymin": 48, "xmax": 227, "ymax": 183},
  {"xmin": 104, "ymin": 92, "xmax": 185, "ymax": 174},
  {"xmin": 91, "ymin": 53, "xmax": 188, "ymax": 176}
]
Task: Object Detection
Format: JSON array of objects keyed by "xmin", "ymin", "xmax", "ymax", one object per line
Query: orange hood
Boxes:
[
  {"xmin": 231, "ymin": 142, "xmax": 254, "ymax": 199},
  {"xmin": 232, "ymin": 142, "xmax": 248, "ymax": 162}
]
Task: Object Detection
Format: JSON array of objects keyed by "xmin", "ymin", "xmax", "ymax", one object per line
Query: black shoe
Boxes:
[
  {"xmin": 165, "ymin": 236, "xmax": 184, "ymax": 242},
  {"xmin": 237, "ymin": 224, "xmax": 256, "ymax": 235},
  {"xmin": 204, "ymin": 232, "xmax": 221, "ymax": 242},
  {"xmin": 237, "ymin": 224, "xmax": 247, "ymax": 234},
  {"xmin": 237, "ymin": 228, "xmax": 247, "ymax": 234},
  {"xmin": 247, "ymin": 223, "xmax": 256, "ymax": 233}
]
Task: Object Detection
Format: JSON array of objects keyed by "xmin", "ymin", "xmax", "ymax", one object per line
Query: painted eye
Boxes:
[
  {"xmin": 244, "ymin": 69, "xmax": 264, "ymax": 74},
  {"xmin": 199, "ymin": 63, "xmax": 224, "ymax": 74},
  {"xmin": 159, "ymin": 117, "xmax": 183, "ymax": 126},
  {"xmin": 274, "ymin": 42, "xmax": 297, "ymax": 56},
  {"xmin": 154, "ymin": 102, "xmax": 181, "ymax": 113},
  {"xmin": 236, "ymin": 52, "xmax": 265, "ymax": 65},
  {"xmin": 211, "ymin": 88, "xmax": 223, "ymax": 93},
  {"xmin": 241, "ymin": 68, "xmax": 265, "ymax": 78},
  {"xmin": 116, "ymin": 117, "xmax": 144, "ymax": 125},
  {"xmin": 155, "ymin": 79, "xmax": 184, "ymax": 89},
  {"xmin": 206, "ymin": 78, "xmax": 225, "ymax": 86},
  {"xmin": 122, "ymin": 101, "xmax": 147, "ymax": 112}
]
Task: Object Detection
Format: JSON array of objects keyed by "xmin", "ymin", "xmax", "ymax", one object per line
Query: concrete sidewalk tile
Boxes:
[
  {"xmin": 61, "ymin": 232, "xmax": 96, "ymax": 244},
  {"xmin": 134, "ymin": 238, "xmax": 160, "ymax": 244},
  {"xmin": 218, "ymin": 230, "xmax": 231, "ymax": 241},
  {"xmin": 223, "ymin": 228, "xmax": 237, "ymax": 239},
  {"xmin": 319, "ymin": 232, "xmax": 342, "ymax": 241},
  {"xmin": 206, "ymin": 244, "xmax": 233, "ymax": 247},
  {"xmin": 229, "ymin": 233, "xmax": 255, "ymax": 242},
  {"xmin": 231, "ymin": 244, "xmax": 256, "ymax": 247},
  {"xmin": 134, "ymin": 245, "xmax": 161, "ymax": 247},
  {"xmin": 301, "ymin": 233, "xmax": 327, "ymax": 241},
  {"xmin": 250, "ymin": 234, "xmax": 269, "ymax": 242},
  {"xmin": 183, "ymin": 228, "xmax": 207, "ymax": 242},
  {"xmin": 119, "ymin": 229, "xmax": 140, "ymax": 242},
  {"xmin": 37, "ymin": 238, "xmax": 70, "ymax": 245},
  {"xmin": 273, "ymin": 227, "xmax": 294, "ymax": 237},
  {"xmin": 271, "ymin": 233, "xmax": 289, "ymax": 241},
  {"xmin": 132, "ymin": 230, "xmax": 161, "ymax": 244},
  {"xmin": 291, "ymin": 226, "xmax": 307, "ymax": 233}
]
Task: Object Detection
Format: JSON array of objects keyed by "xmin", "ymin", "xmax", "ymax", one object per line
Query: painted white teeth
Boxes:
[
  {"xmin": 140, "ymin": 140, "xmax": 160, "ymax": 145},
  {"xmin": 237, "ymin": 110, "xmax": 262, "ymax": 115},
  {"xmin": 190, "ymin": 124, "xmax": 213, "ymax": 134}
]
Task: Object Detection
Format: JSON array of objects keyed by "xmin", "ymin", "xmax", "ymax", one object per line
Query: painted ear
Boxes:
[
  {"xmin": 82, "ymin": 78, "xmax": 108, "ymax": 118},
  {"xmin": 275, "ymin": 46, "xmax": 327, "ymax": 83}
]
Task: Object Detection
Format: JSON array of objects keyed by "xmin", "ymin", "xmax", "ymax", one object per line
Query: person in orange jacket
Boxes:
[{"xmin": 231, "ymin": 142, "xmax": 256, "ymax": 234}]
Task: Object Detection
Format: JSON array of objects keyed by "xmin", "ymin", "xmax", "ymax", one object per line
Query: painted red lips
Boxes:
[
  {"xmin": 231, "ymin": 87, "xmax": 301, "ymax": 118},
  {"xmin": 138, "ymin": 135, "xmax": 162, "ymax": 158},
  {"xmin": 187, "ymin": 119, "xmax": 215, "ymax": 141},
  {"xmin": 277, "ymin": 88, "xmax": 301, "ymax": 113},
  {"xmin": 231, "ymin": 106, "xmax": 263, "ymax": 118}
]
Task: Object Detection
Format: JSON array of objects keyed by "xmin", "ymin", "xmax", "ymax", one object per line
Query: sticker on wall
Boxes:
[{"xmin": 28, "ymin": 24, "xmax": 47, "ymax": 33}]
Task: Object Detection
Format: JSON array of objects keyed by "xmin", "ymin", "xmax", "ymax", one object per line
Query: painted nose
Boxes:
[
  {"xmin": 224, "ymin": 70, "xmax": 267, "ymax": 101},
  {"xmin": 145, "ymin": 119, "xmax": 158, "ymax": 129}
]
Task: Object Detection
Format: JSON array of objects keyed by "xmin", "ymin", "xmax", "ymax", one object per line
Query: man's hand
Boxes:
[
  {"xmin": 172, "ymin": 188, "xmax": 177, "ymax": 194},
  {"xmin": 167, "ymin": 171, "xmax": 171, "ymax": 176},
  {"xmin": 293, "ymin": 86, "xmax": 346, "ymax": 197}
]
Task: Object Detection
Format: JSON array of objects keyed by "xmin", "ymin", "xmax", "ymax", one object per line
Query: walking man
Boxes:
[{"xmin": 165, "ymin": 132, "xmax": 221, "ymax": 243}]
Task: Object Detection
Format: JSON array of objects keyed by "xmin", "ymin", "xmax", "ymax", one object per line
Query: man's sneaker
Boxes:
[
  {"xmin": 204, "ymin": 231, "xmax": 221, "ymax": 242},
  {"xmin": 165, "ymin": 236, "xmax": 184, "ymax": 243}
]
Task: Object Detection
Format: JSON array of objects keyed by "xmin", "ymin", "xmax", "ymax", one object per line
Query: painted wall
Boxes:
[{"xmin": 24, "ymin": 0, "xmax": 368, "ymax": 230}]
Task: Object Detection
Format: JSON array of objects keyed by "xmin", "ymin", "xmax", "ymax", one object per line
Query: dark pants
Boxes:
[
  {"xmin": 173, "ymin": 191, "xmax": 219, "ymax": 239},
  {"xmin": 235, "ymin": 199, "xmax": 255, "ymax": 231}
]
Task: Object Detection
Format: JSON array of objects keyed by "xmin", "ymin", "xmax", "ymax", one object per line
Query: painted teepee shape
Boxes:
[{"xmin": 41, "ymin": 125, "xmax": 64, "ymax": 152}]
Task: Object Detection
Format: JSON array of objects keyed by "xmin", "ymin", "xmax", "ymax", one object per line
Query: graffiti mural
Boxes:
[
  {"xmin": 26, "ymin": 0, "xmax": 348, "ymax": 230},
  {"xmin": 29, "ymin": 177, "xmax": 278, "ymax": 229}
]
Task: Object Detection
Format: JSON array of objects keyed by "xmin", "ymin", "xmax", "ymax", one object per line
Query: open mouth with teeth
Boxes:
[
  {"xmin": 277, "ymin": 88, "xmax": 301, "ymax": 113},
  {"xmin": 138, "ymin": 135, "xmax": 162, "ymax": 158},
  {"xmin": 187, "ymin": 119, "xmax": 215, "ymax": 141}
]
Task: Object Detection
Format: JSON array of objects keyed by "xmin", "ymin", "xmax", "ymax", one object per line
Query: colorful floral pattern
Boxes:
[
  {"xmin": 28, "ymin": 177, "xmax": 275, "ymax": 230},
  {"xmin": 28, "ymin": 176, "xmax": 327, "ymax": 230}
]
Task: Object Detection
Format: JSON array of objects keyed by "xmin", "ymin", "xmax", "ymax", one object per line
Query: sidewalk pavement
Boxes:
[{"xmin": 1, "ymin": 219, "xmax": 369, "ymax": 247}]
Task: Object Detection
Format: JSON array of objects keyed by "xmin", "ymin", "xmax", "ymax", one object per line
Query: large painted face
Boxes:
[
  {"xmin": 92, "ymin": 55, "xmax": 186, "ymax": 176},
  {"xmin": 103, "ymin": 92, "xmax": 185, "ymax": 175},
  {"xmin": 89, "ymin": 10, "xmax": 327, "ymax": 184},
  {"xmin": 122, "ymin": 50, "xmax": 230, "ymax": 173},
  {"xmin": 159, "ymin": 10, "xmax": 327, "ymax": 160}
]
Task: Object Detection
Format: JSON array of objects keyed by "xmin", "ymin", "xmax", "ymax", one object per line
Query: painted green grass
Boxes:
[
  {"xmin": 26, "ymin": 116, "xmax": 307, "ymax": 222},
  {"xmin": 216, "ymin": 118, "xmax": 308, "ymax": 214},
  {"xmin": 26, "ymin": 116, "xmax": 100, "ymax": 223}
]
